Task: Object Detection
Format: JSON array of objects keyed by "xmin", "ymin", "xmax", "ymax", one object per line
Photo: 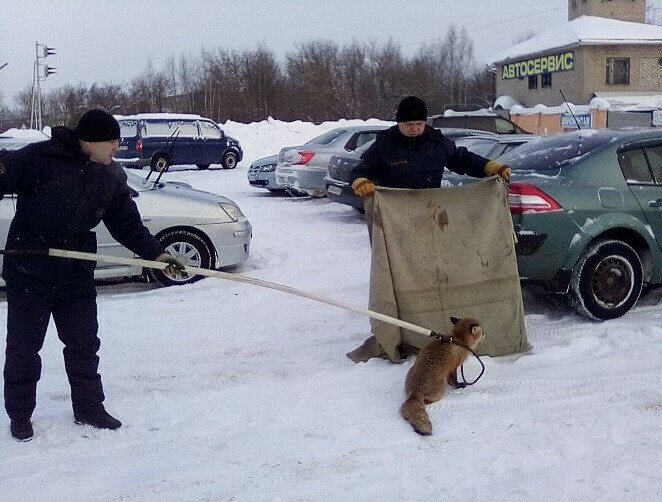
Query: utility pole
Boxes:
[{"xmin": 30, "ymin": 41, "xmax": 56, "ymax": 130}]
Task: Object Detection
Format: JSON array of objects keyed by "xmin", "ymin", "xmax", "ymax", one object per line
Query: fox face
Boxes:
[{"xmin": 450, "ymin": 316, "xmax": 485, "ymax": 349}]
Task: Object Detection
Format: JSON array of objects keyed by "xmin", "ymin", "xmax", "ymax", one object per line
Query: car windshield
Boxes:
[
  {"xmin": 498, "ymin": 132, "xmax": 611, "ymax": 171},
  {"xmin": 455, "ymin": 137, "xmax": 497, "ymax": 157},
  {"xmin": 305, "ymin": 129, "xmax": 347, "ymax": 146}
]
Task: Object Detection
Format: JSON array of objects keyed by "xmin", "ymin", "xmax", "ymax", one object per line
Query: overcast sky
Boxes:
[{"xmin": 2, "ymin": 0, "xmax": 661, "ymax": 102}]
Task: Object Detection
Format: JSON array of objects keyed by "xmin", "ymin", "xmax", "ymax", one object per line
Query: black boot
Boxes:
[
  {"xmin": 74, "ymin": 409, "xmax": 122, "ymax": 430},
  {"xmin": 10, "ymin": 419, "xmax": 34, "ymax": 441}
]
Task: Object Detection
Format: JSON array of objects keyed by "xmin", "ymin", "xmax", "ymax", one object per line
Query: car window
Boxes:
[
  {"xmin": 644, "ymin": 145, "xmax": 662, "ymax": 183},
  {"xmin": 199, "ymin": 120, "xmax": 222, "ymax": 139},
  {"xmin": 455, "ymin": 137, "xmax": 497, "ymax": 158},
  {"xmin": 144, "ymin": 120, "xmax": 199, "ymax": 138},
  {"xmin": 304, "ymin": 129, "xmax": 347, "ymax": 146},
  {"xmin": 355, "ymin": 132, "xmax": 378, "ymax": 149},
  {"xmin": 495, "ymin": 118, "xmax": 516, "ymax": 134},
  {"xmin": 499, "ymin": 133, "xmax": 611, "ymax": 171},
  {"xmin": 619, "ymin": 149, "xmax": 654, "ymax": 184},
  {"xmin": 119, "ymin": 120, "xmax": 138, "ymax": 138}
]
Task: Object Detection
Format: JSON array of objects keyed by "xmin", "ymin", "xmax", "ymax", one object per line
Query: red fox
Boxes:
[{"xmin": 400, "ymin": 316, "xmax": 485, "ymax": 436}]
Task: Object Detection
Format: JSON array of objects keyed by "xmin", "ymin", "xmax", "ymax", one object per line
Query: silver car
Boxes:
[
  {"xmin": 0, "ymin": 169, "xmax": 252, "ymax": 287},
  {"xmin": 275, "ymin": 125, "xmax": 391, "ymax": 197},
  {"xmin": 246, "ymin": 154, "xmax": 284, "ymax": 193}
]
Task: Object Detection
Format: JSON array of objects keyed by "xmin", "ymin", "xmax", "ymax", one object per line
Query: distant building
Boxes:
[
  {"xmin": 490, "ymin": 0, "xmax": 662, "ymax": 128},
  {"xmin": 568, "ymin": 0, "xmax": 646, "ymax": 23}
]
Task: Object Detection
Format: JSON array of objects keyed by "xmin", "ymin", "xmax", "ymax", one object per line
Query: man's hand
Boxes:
[
  {"xmin": 351, "ymin": 177, "xmax": 376, "ymax": 197},
  {"xmin": 156, "ymin": 253, "xmax": 185, "ymax": 279},
  {"xmin": 484, "ymin": 160, "xmax": 512, "ymax": 181}
]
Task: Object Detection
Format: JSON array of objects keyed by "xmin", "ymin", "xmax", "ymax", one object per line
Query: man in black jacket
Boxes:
[
  {"xmin": 349, "ymin": 96, "xmax": 511, "ymax": 196},
  {"xmin": 0, "ymin": 109, "xmax": 184, "ymax": 441}
]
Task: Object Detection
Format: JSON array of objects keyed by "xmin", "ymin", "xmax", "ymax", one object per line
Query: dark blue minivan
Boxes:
[{"xmin": 114, "ymin": 113, "xmax": 243, "ymax": 171}]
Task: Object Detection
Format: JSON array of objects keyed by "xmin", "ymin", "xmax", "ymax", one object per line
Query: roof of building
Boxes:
[{"xmin": 489, "ymin": 15, "xmax": 662, "ymax": 63}]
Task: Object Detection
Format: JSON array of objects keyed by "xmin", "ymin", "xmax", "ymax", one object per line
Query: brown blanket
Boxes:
[{"xmin": 348, "ymin": 177, "xmax": 531, "ymax": 363}]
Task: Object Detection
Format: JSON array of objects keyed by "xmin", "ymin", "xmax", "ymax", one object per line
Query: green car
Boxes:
[{"xmin": 494, "ymin": 128, "xmax": 662, "ymax": 320}]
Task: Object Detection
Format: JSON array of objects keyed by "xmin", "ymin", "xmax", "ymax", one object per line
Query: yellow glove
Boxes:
[
  {"xmin": 484, "ymin": 160, "xmax": 511, "ymax": 181},
  {"xmin": 351, "ymin": 177, "xmax": 376, "ymax": 197},
  {"xmin": 156, "ymin": 253, "xmax": 186, "ymax": 279}
]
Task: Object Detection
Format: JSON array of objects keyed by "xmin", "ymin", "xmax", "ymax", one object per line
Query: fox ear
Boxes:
[{"xmin": 450, "ymin": 316, "xmax": 460, "ymax": 325}]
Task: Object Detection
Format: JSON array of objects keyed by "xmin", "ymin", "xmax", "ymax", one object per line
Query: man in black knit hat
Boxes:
[
  {"xmin": 349, "ymin": 95, "xmax": 510, "ymax": 195},
  {"xmin": 0, "ymin": 109, "xmax": 184, "ymax": 441}
]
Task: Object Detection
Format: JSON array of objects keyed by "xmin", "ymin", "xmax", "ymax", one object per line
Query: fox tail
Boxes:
[{"xmin": 400, "ymin": 395, "xmax": 432, "ymax": 436}]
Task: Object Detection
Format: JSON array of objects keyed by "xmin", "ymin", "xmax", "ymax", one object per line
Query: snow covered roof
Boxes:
[
  {"xmin": 593, "ymin": 91, "xmax": 662, "ymax": 111},
  {"xmin": 490, "ymin": 16, "xmax": 662, "ymax": 63}
]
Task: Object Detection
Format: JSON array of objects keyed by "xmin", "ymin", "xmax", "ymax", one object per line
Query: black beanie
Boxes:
[
  {"xmin": 75, "ymin": 109, "xmax": 120, "ymax": 142},
  {"xmin": 395, "ymin": 96, "xmax": 428, "ymax": 123}
]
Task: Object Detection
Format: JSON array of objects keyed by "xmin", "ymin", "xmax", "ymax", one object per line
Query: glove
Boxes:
[
  {"xmin": 484, "ymin": 160, "xmax": 511, "ymax": 181},
  {"xmin": 351, "ymin": 177, "xmax": 376, "ymax": 197},
  {"xmin": 156, "ymin": 253, "xmax": 185, "ymax": 279}
]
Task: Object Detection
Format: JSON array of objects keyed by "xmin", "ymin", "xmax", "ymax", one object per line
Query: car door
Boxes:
[
  {"xmin": 619, "ymin": 144, "xmax": 662, "ymax": 253},
  {"xmin": 195, "ymin": 120, "xmax": 224, "ymax": 166}
]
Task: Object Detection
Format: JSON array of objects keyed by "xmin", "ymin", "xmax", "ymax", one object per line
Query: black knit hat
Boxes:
[
  {"xmin": 75, "ymin": 109, "xmax": 120, "ymax": 142},
  {"xmin": 395, "ymin": 96, "xmax": 428, "ymax": 123}
]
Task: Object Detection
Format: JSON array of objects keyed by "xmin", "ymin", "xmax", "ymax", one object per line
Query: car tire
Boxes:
[
  {"xmin": 196, "ymin": 164, "xmax": 210, "ymax": 170},
  {"xmin": 222, "ymin": 152, "xmax": 238, "ymax": 169},
  {"xmin": 569, "ymin": 239, "xmax": 643, "ymax": 320},
  {"xmin": 286, "ymin": 188, "xmax": 308, "ymax": 197},
  {"xmin": 148, "ymin": 230, "xmax": 214, "ymax": 286},
  {"xmin": 151, "ymin": 152, "xmax": 171, "ymax": 172}
]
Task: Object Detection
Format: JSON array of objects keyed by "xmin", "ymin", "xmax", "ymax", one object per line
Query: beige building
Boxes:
[{"xmin": 490, "ymin": 0, "xmax": 662, "ymax": 126}]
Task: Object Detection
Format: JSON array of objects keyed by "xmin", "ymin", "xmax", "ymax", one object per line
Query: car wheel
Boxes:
[
  {"xmin": 148, "ymin": 230, "xmax": 214, "ymax": 286},
  {"xmin": 222, "ymin": 152, "xmax": 238, "ymax": 169},
  {"xmin": 286, "ymin": 188, "xmax": 308, "ymax": 197},
  {"xmin": 569, "ymin": 239, "xmax": 643, "ymax": 320},
  {"xmin": 308, "ymin": 189, "xmax": 327, "ymax": 198},
  {"xmin": 150, "ymin": 153, "xmax": 171, "ymax": 172},
  {"xmin": 196, "ymin": 164, "xmax": 210, "ymax": 170}
]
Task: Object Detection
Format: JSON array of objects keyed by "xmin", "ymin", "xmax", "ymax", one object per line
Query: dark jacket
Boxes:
[
  {"xmin": 348, "ymin": 125, "xmax": 490, "ymax": 189},
  {"xmin": 0, "ymin": 127, "xmax": 165, "ymax": 295}
]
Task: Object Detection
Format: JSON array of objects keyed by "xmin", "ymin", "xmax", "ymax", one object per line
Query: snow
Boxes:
[
  {"xmin": 489, "ymin": 15, "xmax": 662, "ymax": 63},
  {"xmin": 2, "ymin": 118, "xmax": 662, "ymax": 501}
]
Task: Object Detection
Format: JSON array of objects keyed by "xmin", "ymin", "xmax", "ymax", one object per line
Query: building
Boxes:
[{"xmin": 489, "ymin": 0, "xmax": 662, "ymax": 130}]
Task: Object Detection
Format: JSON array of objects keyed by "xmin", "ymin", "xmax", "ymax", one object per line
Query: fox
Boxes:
[{"xmin": 400, "ymin": 316, "xmax": 485, "ymax": 436}]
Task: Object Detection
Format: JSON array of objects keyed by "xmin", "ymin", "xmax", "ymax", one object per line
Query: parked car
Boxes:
[
  {"xmin": 275, "ymin": 125, "xmax": 391, "ymax": 197},
  {"xmin": 325, "ymin": 127, "xmax": 499, "ymax": 211},
  {"xmin": 0, "ymin": 129, "xmax": 50, "ymax": 154},
  {"xmin": 427, "ymin": 112, "xmax": 530, "ymax": 134},
  {"xmin": 0, "ymin": 154, "xmax": 252, "ymax": 286},
  {"xmin": 454, "ymin": 133, "xmax": 538, "ymax": 160},
  {"xmin": 113, "ymin": 113, "xmax": 242, "ymax": 171},
  {"xmin": 445, "ymin": 128, "xmax": 662, "ymax": 320},
  {"xmin": 246, "ymin": 154, "xmax": 284, "ymax": 193}
]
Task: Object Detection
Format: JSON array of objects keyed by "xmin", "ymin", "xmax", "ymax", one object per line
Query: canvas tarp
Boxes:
[{"xmin": 347, "ymin": 177, "xmax": 531, "ymax": 363}]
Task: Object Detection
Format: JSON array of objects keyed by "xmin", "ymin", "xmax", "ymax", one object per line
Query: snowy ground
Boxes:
[{"xmin": 1, "ymin": 118, "xmax": 661, "ymax": 501}]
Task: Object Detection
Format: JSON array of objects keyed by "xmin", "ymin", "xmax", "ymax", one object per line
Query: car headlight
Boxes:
[
  {"xmin": 219, "ymin": 202, "xmax": 242, "ymax": 222},
  {"xmin": 259, "ymin": 164, "xmax": 276, "ymax": 172}
]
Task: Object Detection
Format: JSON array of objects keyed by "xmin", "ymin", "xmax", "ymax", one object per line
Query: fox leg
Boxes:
[{"xmin": 447, "ymin": 370, "xmax": 466, "ymax": 389}]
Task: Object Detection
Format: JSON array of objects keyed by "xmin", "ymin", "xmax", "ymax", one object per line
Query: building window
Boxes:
[
  {"xmin": 541, "ymin": 73, "xmax": 552, "ymax": 88},
  {"xmin": 528, "ymin": 75, "xmax": 538, "ymax": 89},
  {"xmin": 606, "ymin": 57, "xmax": 630, "ymax": 84}
]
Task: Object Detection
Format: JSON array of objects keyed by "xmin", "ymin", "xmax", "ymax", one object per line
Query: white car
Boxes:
[
  {"xmin": 0, "ymin": 169, "xmax": 252, "ymax": 286},
  {"xmin": 275, "ymin": 125, "xmax": 391, "ymax": 197}
]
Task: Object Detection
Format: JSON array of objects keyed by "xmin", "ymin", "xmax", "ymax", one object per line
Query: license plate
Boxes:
[
  {"xmin": 248, "ymin": 173, "xmax": 257, "ymax": 181},
  {"xmin": 327, "ymin": 185, "xmax": 342, "ymax": 196},
  {"xmin": 119, "ymin": 145, "xmax": 128, "ymax": 151}
]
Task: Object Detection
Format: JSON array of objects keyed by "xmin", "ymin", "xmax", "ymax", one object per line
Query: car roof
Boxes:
[{"xmin": 116, "ymin": 113, "xmax": 205, "ymax": 121}]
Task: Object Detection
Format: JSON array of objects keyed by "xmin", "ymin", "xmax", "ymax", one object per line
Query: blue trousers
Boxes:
[{"xmin": 3, "ymin": 285, "xmax": 104, "ymax": 421}]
